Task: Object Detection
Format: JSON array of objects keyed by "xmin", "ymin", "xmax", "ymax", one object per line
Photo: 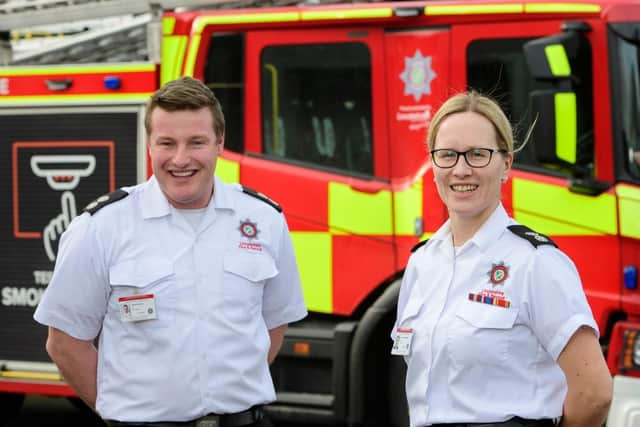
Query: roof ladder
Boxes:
[{"xmin": 0, "ymin": 0, "xmax": 276, "ymax": 31}]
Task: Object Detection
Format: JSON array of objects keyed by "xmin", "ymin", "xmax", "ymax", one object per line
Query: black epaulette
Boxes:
[
  {"xmin": 507, "ymin": 225, "xmax": 557, "ymax": 248},
  {"xmin": 241, "ymin": 186, "xmax": 282, "ymax": 212},
  {"xmin": 84, "ymin": 189, "xmax": 129, "ymax": 215},
  {"xmin": 411, "ymin": 240, "xmax": 428, "ymax": 253}
]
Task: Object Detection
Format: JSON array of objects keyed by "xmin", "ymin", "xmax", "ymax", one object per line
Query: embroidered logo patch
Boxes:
[
  {"xmin": 487, "ymin": 262, "xmax": 509, "ymax": 286},
  {"xmin": 238, "ymin": 219, "xmax": 262, "ymax": 251},
  {"xmin": 239, "ymin": 219, "xmax": 259, "ymax": 239}
]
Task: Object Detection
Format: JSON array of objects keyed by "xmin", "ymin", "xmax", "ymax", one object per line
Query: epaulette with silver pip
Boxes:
[{"xmin": 507, "ymin": 225, "xmax": 557, "ymax": 248}]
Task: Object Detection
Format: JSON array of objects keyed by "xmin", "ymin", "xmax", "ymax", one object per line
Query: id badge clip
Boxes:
[
  {"xmin": 391, "ymin": 327, "xmax": 414, "ymax": 356},
  {"xmin": 119, "ymin": 294, "xmax": 157, "ymax": 322}
]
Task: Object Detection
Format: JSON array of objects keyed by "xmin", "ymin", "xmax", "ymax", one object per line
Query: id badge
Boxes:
[
  {"xmin": 391, "ymin": 327, "xmax": 414, "ymax": 356},
  {"xmin": 119, "ymin": 294, "xmax": 157, "ymax": 322}
]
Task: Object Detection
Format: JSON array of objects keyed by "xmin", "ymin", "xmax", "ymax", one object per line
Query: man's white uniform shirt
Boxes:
[
  {"xmin": 34, "ymin": 175, "xmax": 307, "ymax": 422},
  {"xmin": 393, "ymin": 204, "xmax": 597, "ymax": 427}
]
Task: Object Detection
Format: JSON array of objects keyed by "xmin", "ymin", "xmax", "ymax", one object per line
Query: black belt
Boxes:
[
  {"xmin": 430, "ymin": 417, "xmax": 556, "ymax": 427},
  {"xmin": 105, "ymin": 406, "xmax": 264, "ymax": 427}
]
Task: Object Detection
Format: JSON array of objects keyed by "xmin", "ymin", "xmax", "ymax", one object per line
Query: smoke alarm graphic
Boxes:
[{"xmin": 30, "ymin": 154, "xmax": 96, "ymax": 191}]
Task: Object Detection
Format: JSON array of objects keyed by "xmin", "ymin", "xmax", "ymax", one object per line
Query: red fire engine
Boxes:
[{"xmin": 0, "ymin": 0, "xmax": 639, "ymax": 425}]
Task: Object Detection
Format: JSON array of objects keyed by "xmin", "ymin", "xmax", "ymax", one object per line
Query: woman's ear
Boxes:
[{"xmin": 503, "ymin": 152, "xmax": 514, "ymax": 175}]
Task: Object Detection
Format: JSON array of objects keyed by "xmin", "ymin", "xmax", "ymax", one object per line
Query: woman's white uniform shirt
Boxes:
[{"xmin": 393, "ymin": 204, "xmax": 598, "ymax": 426}]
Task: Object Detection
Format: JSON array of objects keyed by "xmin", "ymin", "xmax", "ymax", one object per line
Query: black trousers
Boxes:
[
  {"xmin": 105, "ymin": 412, "xmax": 272, "ymax": 427},
  {"xmin": 429, "ymin": 418, "xmax": 555, "ymax": 427},
  {"xmin": 106, "ymin": 419, "xmax": 272, "ymax": 427}
]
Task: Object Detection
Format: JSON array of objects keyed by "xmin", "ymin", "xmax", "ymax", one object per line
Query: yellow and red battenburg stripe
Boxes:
[{"xmin": 0, "ymin": 64, "xmax": 156, "ymax": 104}]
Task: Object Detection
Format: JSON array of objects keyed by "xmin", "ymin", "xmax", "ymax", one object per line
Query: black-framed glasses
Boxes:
[{"xmin": 430, "ymin": 148, "xmax": 507, "ymax": 168}]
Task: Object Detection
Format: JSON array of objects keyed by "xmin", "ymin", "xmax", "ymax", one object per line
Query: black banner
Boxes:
[{"xmin": 0, "ymin": 110, "xmax": 139, "ymax": 362}]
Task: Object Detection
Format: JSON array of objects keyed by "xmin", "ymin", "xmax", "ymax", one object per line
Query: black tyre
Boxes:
[{"xmin": 0, "ymin": 393, "xmax": 25, "ymax": 425}]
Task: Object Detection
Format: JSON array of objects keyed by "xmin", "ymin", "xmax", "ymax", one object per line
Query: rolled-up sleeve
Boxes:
[
  {"xmin": 524, "ymin": 246, "xmax": 598, "ymax": 360},
  {"xmin": 34, "ymin": 214, "xmax": 108, "ymax": 340},
  {"xmin": 262, "ymin": 214, "xmax": 307, "ymax": 329}
]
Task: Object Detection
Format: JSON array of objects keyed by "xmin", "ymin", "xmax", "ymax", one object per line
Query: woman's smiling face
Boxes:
[{"xmin": 432, "ymin": 110, "xmax": 512, "ymax": 224}]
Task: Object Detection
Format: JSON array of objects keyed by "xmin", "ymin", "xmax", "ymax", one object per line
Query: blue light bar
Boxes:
[
  {"xmin": 104, "ymin": 76, "xmax": 121, "ymax": 90},
  {"xmin": 624, "ymin": 265, "xmax": 637, "ymax": 290}
]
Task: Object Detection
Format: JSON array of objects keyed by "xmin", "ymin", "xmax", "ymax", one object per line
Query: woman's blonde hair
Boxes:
[{"xmin": 427, "ymin": 91, "xmax": 515, "ymax": 153}]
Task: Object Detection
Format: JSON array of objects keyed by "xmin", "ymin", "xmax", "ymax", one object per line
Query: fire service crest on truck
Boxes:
[
  {"xmin": 400, "ymin": 50, "xmax": 437, "ymax": 102},
  {"xmin": 395, "ymin": 49, "xmax": 438, "ymax": 132}
]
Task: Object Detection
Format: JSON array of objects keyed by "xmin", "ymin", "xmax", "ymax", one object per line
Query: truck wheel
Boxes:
[
  {"xmin": 388, "ymin": 354, "xmax": 409, "ymax": 427},
  {"xmin": 0, "ymin": 393, "xmax": 25, "ymax": 423}
]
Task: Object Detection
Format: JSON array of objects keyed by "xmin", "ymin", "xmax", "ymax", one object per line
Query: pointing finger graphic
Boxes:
[
  {"xmin": 60, "ymin": 191, "xmax": 77, "ymax": 228},
  {"xmin": 43, "ymin": 192, "xmax": 79, "ymax": 261}
]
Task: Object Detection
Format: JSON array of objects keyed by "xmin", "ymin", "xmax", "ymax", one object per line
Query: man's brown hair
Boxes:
[{"xmin": 144, "ymin": 76, "xmax": 225, "ymax": 139}]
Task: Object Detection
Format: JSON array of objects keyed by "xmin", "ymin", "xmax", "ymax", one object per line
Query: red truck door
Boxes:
[
  {"xmin": 240, "ymin": 26, "xmax": 393, "ymax": 316},
  {"xmin": 383, "ymin": 27, "xmax": 450, "ymax": 261}
]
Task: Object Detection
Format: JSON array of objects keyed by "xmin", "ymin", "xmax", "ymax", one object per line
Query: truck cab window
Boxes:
[
  {"xmin": 204, "ymin": 33, "xmax": 245, "ymax": 153},
  {"xmin": 616, "ymin": 31, "xmax": 640, "ymax": 179},
  {"xmin": 467, "ymin": 37, "xmax": 594, "ymax": 177},
  {"xmin": 467, "ymin": 38, "xmax": 537, "ymax": 166},
  {"xmin": 260, "ymin": 42, "xmax": 373, "ymax": 176}
]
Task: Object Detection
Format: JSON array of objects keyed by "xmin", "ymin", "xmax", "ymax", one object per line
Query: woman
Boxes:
[{"xmin": 392, "ymin": 92, "xmax": 612, "ymax": 427}]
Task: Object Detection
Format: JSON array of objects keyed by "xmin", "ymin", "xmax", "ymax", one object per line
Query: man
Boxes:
[{"xmin": 34, "ymin": 76, "xmax": 307, "ymax": 427}]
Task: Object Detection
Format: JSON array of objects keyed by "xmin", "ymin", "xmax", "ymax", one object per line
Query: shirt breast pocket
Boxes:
[
  {"xmin": 447, "ymin": 299, "xmax": 518, "ymax": 367},
  {"xmin": 222, "ymin": 252, "xmax": 278, "ymax": 322},
  {"xmin": 109, "ymin": 258, "xmax": 175, "ymax": 328}
]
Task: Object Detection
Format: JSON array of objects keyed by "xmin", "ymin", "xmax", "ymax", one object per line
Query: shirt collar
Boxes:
[
  {"xmin": 429, "ymin": 219, "xmax": 454, "ymax": 259},
  {"xmin": 141, "ymin": 176, "xmax": 171, "ymax": 219},
  {"xmin": 431, "ymin": 219, "xmax": 452, "ymax": 243},
  {"xmin": 210, "ymin": 175, "xmax": 235, "ymax": 212},
  {"xmin": 141, "ymin": 175, "xmax": 235, "ymax": 219},
  {"xmin": 428, "ymin": 203, "xmax": 510, "ymax": 253},
  {"xmin": 468, "ymin": 203, "xmax": 510, "ymax": 252}
]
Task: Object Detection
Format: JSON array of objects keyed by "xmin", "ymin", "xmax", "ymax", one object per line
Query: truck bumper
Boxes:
[{"xmin": 606, "ymin": 375, "xmax": 640, "ymax": 427}]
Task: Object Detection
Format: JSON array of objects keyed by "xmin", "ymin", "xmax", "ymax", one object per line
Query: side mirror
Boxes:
[
  {"xmin": 524, "ymin": 30, "xmax": 584, "ymax": 82},
  {"xmin": 524, "ymin": 24, "xmax": 592, "ymax": 174},
  {"xmin": 529, "ymin": 90, "xmax": 577, "ymax": 166}
]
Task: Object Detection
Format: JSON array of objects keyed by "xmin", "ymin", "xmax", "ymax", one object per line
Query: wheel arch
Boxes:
[{"xmin": 347, "ymin": 278, "xmax": 407, "ymax": 427}]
